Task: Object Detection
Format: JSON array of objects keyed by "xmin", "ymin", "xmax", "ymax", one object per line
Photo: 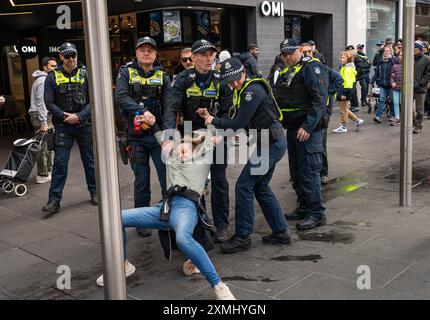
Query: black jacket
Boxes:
[
  {"xmin": 44, "ymin": 62, "xmax": 91, "ymax": 127},
  {"xmin": 355, "ymin": 51, "xmax": 371, "ymax": 80},
  {"xmin": 240, "ymin": 52, "xmax": 263, "ymax": 78},
  {"xmin": 371, "ymin": 57, "xmax": 395, "ymax": 88},
  {"xmin": 414, "ymin": 54, "xmax": 430, "ymax": 93}
]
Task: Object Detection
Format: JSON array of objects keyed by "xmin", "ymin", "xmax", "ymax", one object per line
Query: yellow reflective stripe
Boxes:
[
  {"xmin": 128, "ymin": 68, "xmax": 164, "ymax": 86},
  {"xmin": 186, "ymin": 81, "xmax": 219, "ymax": 98},
  {"xmin": 54, "ymin": 68, "xmax": 84, "ymax": 85},
  {"xmin": 235, "ymin": 78, "xmax": 283, "ymax": 121},
  {"xmin": 280, "ymin": 108, "xmax": 301, "ymax": 112}
]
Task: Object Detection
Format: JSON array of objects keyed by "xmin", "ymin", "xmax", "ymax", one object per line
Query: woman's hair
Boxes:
[{"xmin": 339, "ymin": 51, "xmax": 354, "ymax": 63}]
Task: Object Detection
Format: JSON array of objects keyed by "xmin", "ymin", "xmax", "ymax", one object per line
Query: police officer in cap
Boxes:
[
  {"xmin": 198, "ymin": 58, "xmax": 290, "ymax": 253},
  {"xmin": 274, "ymin": 38, "xmax": 329, "ymax": 230},
  {"xmin": 42, "ymin": 42, "xmax": 96, "ymax": 213},
  {"xmin": 115, "ymin": 36, "xmax": 170, "ymax": 237},
  {"xmin": 163, "ymin": 39, "xmax": 233, "ymax": 243}
]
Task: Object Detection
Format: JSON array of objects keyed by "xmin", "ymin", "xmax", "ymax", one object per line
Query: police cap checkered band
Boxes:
[
  {"xmin": 191, "ymin": 40, "xmax": 217, "ymax": 54},
  {"xmin": 59, "ymin": 42, "xmax": 77, "ymax": 55},
  {"xmin": 221, "ymin": 65, "xmax": 244, "ymax": 80},
  {"xmin": 280, "ymin": 38, "xmax": 300, "ymax": 54}
]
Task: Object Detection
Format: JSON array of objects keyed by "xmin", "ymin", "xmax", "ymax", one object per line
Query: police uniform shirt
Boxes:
[
  {"xmin": 212, "ymin": 81, "xmax": 268, "ymax": 130},
  {"xmin": 278, "ymin": 57, "xmax": 329, "ymax": 133},
  {"xmin": 115, "ymin": 60, "xmax": 171, "ymax": 117},
  {"xmin": 163, "ymin": 69, "xmax": 233, "ymax": 130},
  {"xmin": 44, "ymin": 63, "xmax": 91, "ymax": 124}
]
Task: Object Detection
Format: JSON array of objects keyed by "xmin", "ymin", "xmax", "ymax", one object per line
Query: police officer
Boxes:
[
  {"xmin": 163, "ymin": 39, "xmax": 233, "ymax": 243},
  {"xmin": 199, "ymin": 58, "xmax": 290, "ymax": 253},
  {"xmin": 274, "ymin": 38, "xmax": 329, "ymax": 230},
  {"xmin": 42, "ymin": 42, "xmax": 96, "ymax": 213},
  {"xmin": 115, "ymin": 37, "xmax": 170, "ymax": 237}
]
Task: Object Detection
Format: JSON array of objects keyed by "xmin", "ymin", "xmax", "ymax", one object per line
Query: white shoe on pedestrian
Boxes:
[
  {"xmin": 96, "ymin": 260, "xmax": 136, "ymax": 287},
  {"xmin": 354, "ymin": 119, "xmax": 364, "ymax": 129},
  {"xmin": 332, "ymin": 125, "xmax": 347, "ymax": 133},
  {"xmin": 183, "ymin": 259, "xmax": 200, "ymax": 276},
  {"xmin": 36, "ymin": 175, "xmax": 50, "ymax": 184},
  {"xmin": 214, "ymin": 282, "xmax": 236, "ymax": 300}
]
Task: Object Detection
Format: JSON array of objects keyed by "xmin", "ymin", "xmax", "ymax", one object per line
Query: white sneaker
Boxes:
[
  {"xmin": 354, "ymin": 119, "xmax": 364, "ymax": 128},
  {"xmin": 332, "ymin": 125, "xmax": 347, "ymax": 133},
  {"xmin": 36, "ymin": 175, "xmax": 50, "ymax": 184},
  {"xmin": 96, "ymin": 260, "xmax": 136, "ymax": 287},
  {"xmin": 183, "ymin": 259, "xmax": 200, "ymax": 276},
  {"xmin": 214, "ymin": 282, "xmax": 236, "ymax": 300}
]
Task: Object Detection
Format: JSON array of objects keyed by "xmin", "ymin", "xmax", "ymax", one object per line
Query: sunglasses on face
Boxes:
[
  {"xmin": 181, "ymin": 57, "xmax": 192, "ymax": 63},
  {"xmin": 64, "ymin": 53, "xmax": 77, "ymax": 60}
]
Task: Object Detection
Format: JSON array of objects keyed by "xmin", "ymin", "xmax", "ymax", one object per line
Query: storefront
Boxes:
[{"xmin": 0, "ymin": 0, "xmax": 347, "ymax": 114}]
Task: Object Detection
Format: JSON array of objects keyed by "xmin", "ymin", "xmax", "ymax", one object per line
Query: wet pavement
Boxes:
[{"xmin": 0, "ymin": 107, "xmax": 430, "ymax": 300}]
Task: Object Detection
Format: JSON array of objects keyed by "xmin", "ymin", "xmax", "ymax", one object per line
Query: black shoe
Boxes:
[
  {"xmin": 296, "ymin": 216, "xmax": 326, "ymax": 230},
  {"xmin": 262, "ymin": 231, "xmax": 291, "ymax": 245},
  {"xmin": 367, "ymin": 106, "xmax": 372, "ymax": 114},
  {"xmin": 284, "ymin": 208, "xmax": 309, "ymax": 221},
  {"xmin": 42, "ymin": 200, "xmax": 60, "ymax": 214},
  {"xmin": 90, "ymin": 193, "xmax": 98, "ymax": 206},
  {"xmin": 136, "ymin": 228, "xmax": 152, "ymax": 237},
  {"xmin": 220, "ymin": 235, "xmax": 251, "ymax": 254},
  {"xmin": 373, "ymin": 117, "xmax": 382, "ymax": 123},
  {"xmin": 214, "ymin": 228, "xmax": 229, "ymax": 243},
  {"xmin": 350, "ymin": 107, "xmax": 359, "ymax": 113}
]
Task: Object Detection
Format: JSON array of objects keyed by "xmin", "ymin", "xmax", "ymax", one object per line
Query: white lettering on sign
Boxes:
[
  {"xmin": 21, "ymin": 46, "xmax": 37, "ymax": 53},
  {"xmin": 261, "ymin": 1, "xmax": 284, "ymax": 17},
  {"xmin": 49, "ymin": 46, "xmax": 60, "ymax": 53}
]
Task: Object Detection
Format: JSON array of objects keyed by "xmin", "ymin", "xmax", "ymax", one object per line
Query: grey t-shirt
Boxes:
[{"xmin": 155, "ymin": 125, "xmax": 217, "ymax": 196}]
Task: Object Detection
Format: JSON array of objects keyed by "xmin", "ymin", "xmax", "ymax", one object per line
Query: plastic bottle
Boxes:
[{"xmin": 133, "ymin": 111, "xmax": 142, "ymax": 133}]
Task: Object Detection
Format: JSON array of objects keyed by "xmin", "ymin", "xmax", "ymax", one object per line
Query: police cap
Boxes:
[
  {"xmin": 280, "ymin": 38, "xmax": 300, "ymax": 54},
  {"xmin": 59, "ymin": 42, "xmax": 77, "ymax": 56},
  {"xmin": 219, "ymin": 58, "xmax": 244, "ymax": 86},
  {"xmin": 191, "ymin": 39, "xmax": 217, "ymax": 55},
  {"xmin": 136, "ymin": 37, "xmax": 157, "ymax": 50}
]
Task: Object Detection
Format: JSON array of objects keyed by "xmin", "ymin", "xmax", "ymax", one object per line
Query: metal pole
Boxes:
[
  {"xmin": 82, "ymin": 0, "xmax": 127, "ymax": 299},
  {"xmin": 400, "ymin": 0, "xmax": 415, "ymax": 206}
]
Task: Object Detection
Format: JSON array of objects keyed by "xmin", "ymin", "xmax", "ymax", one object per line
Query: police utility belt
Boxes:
[{"xmin": 281, "ymin": 108, "xmax": 329, "ymax": 130}]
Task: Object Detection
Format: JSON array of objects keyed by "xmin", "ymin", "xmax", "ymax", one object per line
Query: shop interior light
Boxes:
[
  {"xmin": 0, "ymin": 11, "xmax": 33, "ymax": 15},
  {"xmin": 9, "ymin": 0, "xmax": 81, "ymax": 6}
]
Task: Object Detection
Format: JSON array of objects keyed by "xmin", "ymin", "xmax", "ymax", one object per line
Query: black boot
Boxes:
[
  {"xmin": 296, "ymin": 216, "xmax": 326, "ymax": 230},
  {"xmin": 214, "ymin": 228, "xmax": 229, "ymax": 243},
  {"xmin": 285, "ymin": 206, "xmax": 308, "ymax": 221},
  {"xmin": 136, "ymin": 228, "xmax": 152, "ymax": 237},
  {"xmin": 42, "ymin": 200, "xmax": 61, "ymax": 214},
  {"xmin": 90, "ymin": 193, "xmax": 98, "ymax": 206},
  {"xmin": 220, "ymin": 235, "xmax": 251, "ymax": 254},
  {"xmin": 262, "ymin": 231, "xmax": 291, "ymax": 245}
]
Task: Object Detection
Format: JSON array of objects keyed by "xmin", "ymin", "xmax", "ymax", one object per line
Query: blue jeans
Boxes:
[
  {"xmin": 392, "ymin": 90, "xmax": 401, "ymax": 119},
  {"xmin": 287, "ymin": 127, "xmax": 325, "ymax": 218},
  {"xmin": 128, "ymin": 133, "xmax": 166, "ymax": 208},
  {"xmin": 49, "ymin": 125, "xmax": 96, "ymax": 202},
  {"xmin": 376, "ymin": 86, "xmax": 390, "ymax": 119},
  {"xmin": 235, "ymin": 128, "xmax": 289, "ymax": 237},
  {"xmin": 121, "ymin": 196, "xmax": 221, "ymax": 287}
]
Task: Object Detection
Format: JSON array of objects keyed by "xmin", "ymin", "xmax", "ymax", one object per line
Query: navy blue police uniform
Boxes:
[
  {"xmin": 43, "ymin": 42, "xmax": 96, "ymax": 212},
  {"xmin": 208, "ymin": 58, "xmax": 291, "ymax": 253},
  {"xmin": 274, "ymin": 38, "xmax": 329, "ymax": 230},
  {"xmin": 115, "ymin": 37, "xmax": 170, "ymax": 213}
]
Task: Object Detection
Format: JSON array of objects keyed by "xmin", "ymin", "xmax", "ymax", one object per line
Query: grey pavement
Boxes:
[{"xmin": 1, "ymin": 107, "xmax": 430, "ymax": 300}]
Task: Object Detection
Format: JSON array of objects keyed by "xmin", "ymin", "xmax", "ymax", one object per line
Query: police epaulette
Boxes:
[{"xmin": 301, "ymin": 56, "xmax": 312, "ymax": 63}]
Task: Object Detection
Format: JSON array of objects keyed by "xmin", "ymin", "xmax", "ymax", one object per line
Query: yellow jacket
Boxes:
[{"xmin": 339, "ymin": 63, "xmax": 357, "ymax": 89}]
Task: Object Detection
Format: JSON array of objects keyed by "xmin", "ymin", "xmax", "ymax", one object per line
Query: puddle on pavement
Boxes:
[
  {"xmin": 381, "ymin": 165, "xmax": 430, "ymax": 190},
  {"xmin": 298, "ymin": 230, "xmax": 355, "ymax": 244},
  {"xmin": 270, "ymin": 254, "xmax": 323, "ymax": 263},
  {"xmin": 332, "ymin": 220, "xmax": 372, "ymax": 227},
  {"xmin": 321, "ymin": 176, "xmax": 367, "ymax": 202}
]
